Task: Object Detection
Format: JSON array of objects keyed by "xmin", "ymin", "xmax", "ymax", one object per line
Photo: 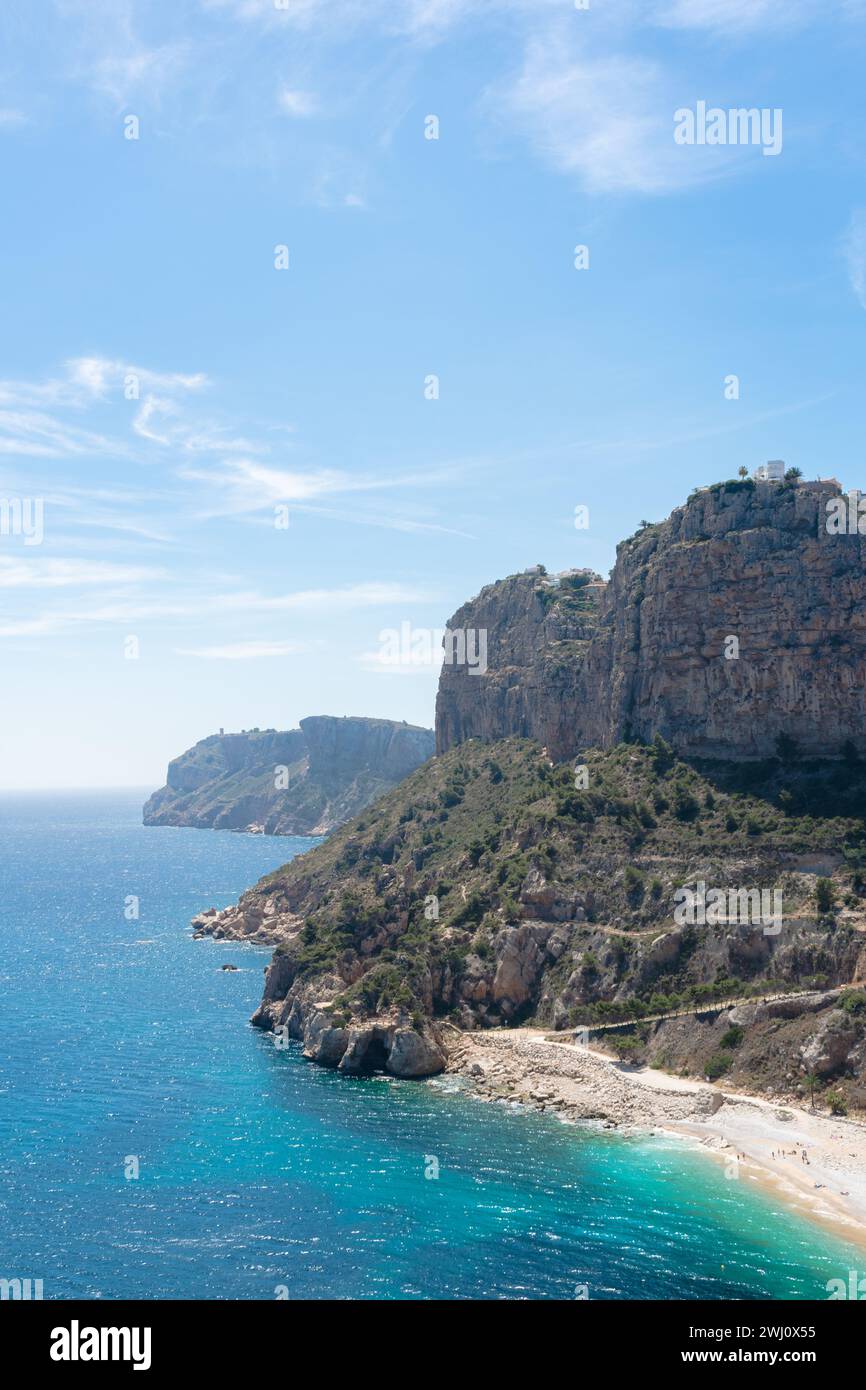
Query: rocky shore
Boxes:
[
  {"xmin": 445, "ymin": 1027, "xmax": 724, "ymax": 1127},
  {"xmin": 447, "ymin": 1027, "xmax": 866, "ymax": 1246},
  {"xmin": 245, "ymin": 952, "xmax": 448, "ymax": 1078}
]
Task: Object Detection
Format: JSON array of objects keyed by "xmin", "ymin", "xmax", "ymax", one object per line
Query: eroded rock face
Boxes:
[
  {"xmin": 249, "ymin": 963, "xmax": 446, "ymax": 1078},
  {"xmin": 435, "ymin": 570, "xmax": 603, "ymax": 759},
  {"xmin": 386, "ymin": 1028, "xmax": 446, "ymax": 1076},
  {"xmin": 199, "ymin": 853, "xmax": 862, "ymax": 1063},
  {"xmin": 144, "ymin": 716, "xmax": 434, "ymax": 836},
  {"xmin": 799, "ymin": 1010, "xmax": 861, "ymax": 1077},
  {"xmin": 754, "ymin": 990, "xmax": 841, "ymax": 1022},
  {"xmin": 436, "ymin": 481, "xmax": 866, "ymax": 761},
  {"xmin": 492, "ymin": 925, "xmax": 551, "ymax": 1012}
]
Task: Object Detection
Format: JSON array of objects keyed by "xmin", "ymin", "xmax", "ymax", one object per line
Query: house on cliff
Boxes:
[{"xmin": 754, "ymin": 459, "xmax": 785, "ymax": 481}]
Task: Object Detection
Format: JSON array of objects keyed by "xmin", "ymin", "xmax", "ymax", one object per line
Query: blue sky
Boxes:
[{"xmin": 1, "ymin": 0, "xmax": 866, "ymax": 788}]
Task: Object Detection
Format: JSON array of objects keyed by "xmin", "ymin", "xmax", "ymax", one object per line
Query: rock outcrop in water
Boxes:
[
  {"xmin": 436, "ymin": 479, "xmax": 865, "ymax": 761},
  {"xmin": 144, "ymin": 715, "xmax": 434, "ymax": 836}
]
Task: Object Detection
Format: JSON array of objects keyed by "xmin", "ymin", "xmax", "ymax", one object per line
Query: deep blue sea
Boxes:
[{"xmin": 0, "ymin": 789, "xmax": 861, "ymax": 1301}]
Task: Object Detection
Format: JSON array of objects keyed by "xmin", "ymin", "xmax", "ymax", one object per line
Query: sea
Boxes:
[{"xmin": 0, "ymin": 789, "xmax": 860, "ymax": 1300}]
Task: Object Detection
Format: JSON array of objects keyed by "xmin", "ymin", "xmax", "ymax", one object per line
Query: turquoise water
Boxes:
[{"xmin": 0, "ymin": 789, "xmax": 860, "ymax": 1300}]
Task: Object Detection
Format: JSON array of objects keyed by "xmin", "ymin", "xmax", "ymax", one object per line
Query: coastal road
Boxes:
[{"xmin": 574, "ymin": 987, "xmax": 837, "ymax": 1037}]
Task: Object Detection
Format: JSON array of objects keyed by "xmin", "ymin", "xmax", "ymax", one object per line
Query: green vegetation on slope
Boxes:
[{"xmin": 252, "ymin": 735, "xmax": 866, "ymax": 1025}]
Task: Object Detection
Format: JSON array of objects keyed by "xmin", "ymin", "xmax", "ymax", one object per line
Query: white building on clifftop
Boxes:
[{"xmin": 753, "ymin": 459, "xmax": 785, "ymax": 481}]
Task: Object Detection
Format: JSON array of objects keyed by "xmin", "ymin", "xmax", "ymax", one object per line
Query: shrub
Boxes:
[
  {"xmin": 720, "ymin": 1025, "xmax": 744, "ymax": 1049},
  {"xmin": 673, "ymin": 786, "xmax": 700, "ymax": 822},
  {"xmin": 651, "ymin": 733, "xmax": 675, "ymax": 775},
  {"xmin": 624, "ymin": 866, "xmax": 645, "ymax": 905},
  {"xmin": 705, "ymin": 1052, "xmax": 734, "ymax": 1081},
  {"xmin": 826, "ymin": 1090, "xmax": 848, "ymax": 1116},
  {"xmin": 610, "ymin": 1036, "xmax": 642, "ymax": 1061},
  {"xmin": 500, "ymin": 893, "xmax": 520, "ymax": 921},
  {"xmin": 815, "ymin": 877, "xmax": 835, "ymax": 914},
  {"xmin": 451, "ymin": 892, "xmax": 486, "ymax": 928}
]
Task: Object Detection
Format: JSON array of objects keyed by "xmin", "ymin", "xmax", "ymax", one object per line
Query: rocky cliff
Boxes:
[
  {"xmin": 189, "ymin": 479, "xmax": 866, "ymax": 1098},
  {"xmin": 436, "ymin": 479, "xmax": 865, "ymax": 761},
  {"xmin": 144, "ymin": 715, "xmax": 434, "ymax": 836}
]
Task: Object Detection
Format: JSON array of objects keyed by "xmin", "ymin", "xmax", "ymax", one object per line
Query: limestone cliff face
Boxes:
[
  {"xmin": 143, "ymin": 716, "xmax": 434, "ymax": 836},
  {"xmin": 435, "ymin": 569, "xmax": 604, "ymax": 760},
  {"xmin": 436, "ymin": 480, "xmax": 865, "ymax": 761},
  {"xmin": 301, "ymin": 714, "xmax": 433, "ymax": 787}
]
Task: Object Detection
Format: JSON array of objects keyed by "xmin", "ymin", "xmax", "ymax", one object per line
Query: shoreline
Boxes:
[{"xmin": 445, "ymin": 1026, "xmax": 866, "ymax": 1252}]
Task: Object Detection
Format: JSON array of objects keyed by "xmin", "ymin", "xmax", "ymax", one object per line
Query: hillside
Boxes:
[
  {"xmin": 194, "ymin": 734, "xmax": 866, "ymax": 1100},
  {"xmin": 191, "ymin": 479, "xmax": 866, "ymax": 1106},
  {"xmin": 144, "ymin": 715, "xmax": 434, "ymax": 836}
]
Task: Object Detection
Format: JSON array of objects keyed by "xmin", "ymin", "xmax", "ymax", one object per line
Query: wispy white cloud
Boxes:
[
  {"xmin": 41, "ymin": 0, "xmax": 843, "ymax": 208},
  {"xmin": 175, "ymin": 639, "xmax": 311, "ymax": 659},
  {"xmin": 0, "ymin": 579, "xmax": 433, "ymax": 642},
  {"xmin": 59, "ymin": 0, "xmax": 191, "ymax": 109},
  {"xmin": 204, "ymin": 0, "xmax": 562, "ymax": 37},
  {"xmin": 0, "ymin": 108, "xmax": 26, "ymax": 127},
  {"xmin": 0, "ymin": 616, "xmax": 63, "ymax": 638},
  {"xmin": 288, "ymin": 501, "xmax": 475, "ymax": 538},
  {"xmin": 491, "ymin": 31, "xmax": 711, "ymax": 196},
  {"xmin": 0, "ymin": 358, "xmax": 466, "ymax": 549},
  {"xmin": 132, "ymin": 397, "xmax": 175, "ymax": 445},
  {"xmin": 0, "ymin": 357, "xmax": 220, "ymax": 465},
  {"xmin": 358, "ymin": 646, "xmax": 442, "ymax": 676},
  {"xmin": 66, "ymin": 357, "xmax": 208, "ymax": 398},
  {"xmin": 184, "ymin": 457, "xmax": 463, "ymax": 518},
  {"xmin": 0, "ymin": 557, "xmax": 163, "ymax": 589},
  {"xmin": 0, "ymin": 409, "xmax": 128, "ymax": 459},
  {"xmin": 38, "ymin": 485, "xmax": 178, "ymax": 546},
  {"xmin": 89, "ymin": 42, "xmax": 188, "ymax": 107},
  {"xmin": 183, "ymin": 458, "xmax": 356, "ymax": 512},
  {"xmin": 654, "ymin": 0, "xmax": 814, "ymax": 34},
  {"xmin": 216, "ymin": 581, "xmax": 431, "ymax": 613},
  {"xmin": 0, "ymin": 357, "xmax": 207, "ymax": 411}
]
